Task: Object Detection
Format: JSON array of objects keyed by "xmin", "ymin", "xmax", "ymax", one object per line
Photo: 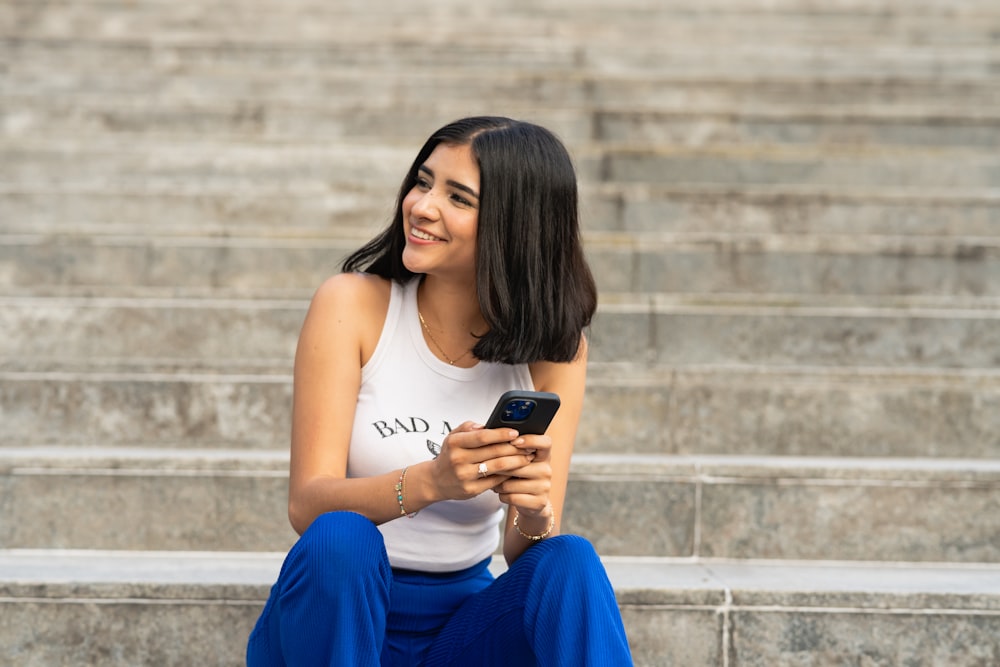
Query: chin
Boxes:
[{"xmin": 400, "ymin": 249, "xmax": 427, "ymax": 275}]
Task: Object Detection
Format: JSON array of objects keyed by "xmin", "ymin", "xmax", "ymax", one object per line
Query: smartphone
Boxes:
[{"xmin": 484, "ymin": 390, "xmax": 561, "ymax": 435}]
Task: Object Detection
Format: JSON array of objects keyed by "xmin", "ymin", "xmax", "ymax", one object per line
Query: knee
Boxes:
[
  {"xmin": 300, "ymin": 511, "xmax": 384, "ymax": 559},
  {"xmin": 516, "ymin": 534, "xmax": 605, "ymax": 582},
  {"xmin": 535, "ymin": 534, "xmax": 600, "ymax": 566},
  {"xmin": 283, "ymin": 512, "xmax": 388, "ymax": 589}
]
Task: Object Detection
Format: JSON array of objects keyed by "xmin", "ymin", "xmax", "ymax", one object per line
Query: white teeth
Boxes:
[{"xmin": 412, "ymin": 228, "xmax": 441, "ymax": 242}]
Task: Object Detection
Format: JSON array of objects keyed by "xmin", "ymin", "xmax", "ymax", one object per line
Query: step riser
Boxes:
[
  {"xmin": 0, "ymin": 375, "xmax": 294, "ymax": 450},
  {"xmin": 1, "ymin": 594, "xmax": 996, "ymax": 667},
  {"xmin": 4, "ymin": 239, "xmax": 1000, "ymax": 298},
  {"xmin": 594, "ymin": 112, "xmax": 1000, "ymax": 150},
  {"xmin": 8, "ymin": 4, "xmax": 998, "ymax": 45},
  {"xmin": 622, "ymin": 606, "xmax": 1000, "ymax": 666},
  {"xmin": 603, "ymin": 244, "xmax": 1000, "ymax": 297},
  {"xmin": 0, "ymin": 470, "xmax": 298, "ymax": 552},
  {"xmin": 0, "ymin": 190, "xmax": 387, "ymax": 233},
  {"xmin": 7, "ymin": 99, "xmax": 1000, "ymax": 152},
  {"xmin": 603, "ymin": 191, "xmax": 1000, "ymax": 236},
  {"xmin": 0, "ymin": 241, "xmax": 359, "ymax": 296},
  {"xmin": 6, "ymin": 40, "xmax": 999, "ymax": 79},
  {"xmin": 587, "ymin": 372, "xmax": 1000, "ymax": 459},
  {"xmin": 0, "ymin": 300, "xmax": 304, "ymax": 366},
  {"xmin": 5, "ymin": 373, "xmax": 1000, "ymax": 459},
  {"xmin": 1, "ymin": 598, "xmax": 260, "ymax": 667},
  {"xmin": 595, "ymin": 309, "xmax": 1000, "ymax": 368},
  {"xmin": 4, "ymin": 301, "xmax": 1000, "ymax": 368},
  {"xmin": 5, "ymin": 190, "xmax": 1000, "ymax": 238},
  {"xmin": 4, "ymin": 0, "xmax": 996, "ymax": 12},
  {"xmin": 5, "ymin": 146, "xmax": 999, "ymax": 191},
  {"xmin": 570, "ymin": 475, "xmax": 1000, "ymax": 562},
  {"xmin": 2, "ymin": 462, "xmax": 997, "ymax": 561},
  {"xmin": 0, "ymin": 145, "xmax": 412, "ymax": 190},
  {"xmin": 8, "ymin": 71, "xmax": 1000, "ymax": 112},
  {"xmin": 581, "ymin": 152, "xmax": 1000, "ymax": 189}
]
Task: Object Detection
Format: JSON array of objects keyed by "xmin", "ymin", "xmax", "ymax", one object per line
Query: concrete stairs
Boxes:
[{"xmin": 2, "ymin": 0, "xmax": 1000, "ymax": 664}]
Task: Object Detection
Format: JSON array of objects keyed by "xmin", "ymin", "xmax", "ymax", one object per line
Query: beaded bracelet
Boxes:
[
  {"xmin": 395, "ymin": 467, "xmax": 418, "ymax": 518},
  {"xmin": 513, "ymin": 508, "xmax": 555, "ymax": 541}
]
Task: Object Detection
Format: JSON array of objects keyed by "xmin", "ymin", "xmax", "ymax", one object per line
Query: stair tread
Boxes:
[
  {"xmin": 3, "ymin": 549, "xmax": 998, "ymax": 608},
  {"xmin": 4, "ymin": 446, "xmax": 1000, "ymax": 480}
]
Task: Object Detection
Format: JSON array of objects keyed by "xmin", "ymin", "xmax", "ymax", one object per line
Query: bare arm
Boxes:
[
  {"xmin": 287, "ymin": 273, "xmax": 413, "ymax": 533},
  {"xmin": 498, "ymin": 336, "xmax": 589, "ymax": 564}
]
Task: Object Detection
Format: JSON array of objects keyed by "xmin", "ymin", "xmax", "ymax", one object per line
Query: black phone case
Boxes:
[{"xmin": 484, "ymin": 390, "xmax": 561, "ymax": 435}]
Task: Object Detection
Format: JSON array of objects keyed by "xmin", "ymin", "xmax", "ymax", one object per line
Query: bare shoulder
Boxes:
[
  {"xmin": 302, "ymin": 272, "xmax": 392, "ymax": 364},
  {"xmin": 312, "ymin": 272, "xmax": 390, "ymax": 309}
]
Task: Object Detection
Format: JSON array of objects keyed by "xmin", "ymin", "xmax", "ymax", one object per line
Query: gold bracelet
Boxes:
[
  {"xmin": 513, "ymin": 508, "xmax": 555, "ymax": 541},
  {"xmin": 395, "ymin": 467, "xmax": 418, "ymax": 518}
]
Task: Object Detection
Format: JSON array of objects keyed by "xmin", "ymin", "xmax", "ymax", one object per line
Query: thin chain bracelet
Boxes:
[
  {"xmin": 395, "ymin": 467, "xmax": 418, "ymax": 518},
  {"xmin": 514, "ymin": 508, "xmax": 555, "ymax": 541}
]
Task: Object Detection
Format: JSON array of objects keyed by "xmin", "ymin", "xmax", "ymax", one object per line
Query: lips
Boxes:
[{"xmin": 410, "ymin": 227, "xmax": 444, "ymax": 242}]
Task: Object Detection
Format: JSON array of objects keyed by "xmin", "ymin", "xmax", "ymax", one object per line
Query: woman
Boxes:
[{"xmin": 247, "ymin": 116, "xmax": 633, "ymax": 666}]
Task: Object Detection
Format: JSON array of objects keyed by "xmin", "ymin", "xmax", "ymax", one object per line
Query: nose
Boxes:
[{"xmin": 410, "ymin": 187, "xmax": 440, "ymax": 220}]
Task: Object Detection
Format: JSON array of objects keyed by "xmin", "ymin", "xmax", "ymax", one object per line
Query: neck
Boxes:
[
  {"xmin": 416, "ymin": 276, "xmax": 487, "ymax": 367},
  {"xmin": 418, "ymin": 275, "xmax": 485, "ymax": 334}
]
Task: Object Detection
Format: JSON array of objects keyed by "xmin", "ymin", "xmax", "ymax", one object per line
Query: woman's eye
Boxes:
[
  {"xmin": 415, "ymin": 177, "xmax": 431, "ymax": 190},
  {"xmin": 450, "ymin": 193, "xmax": 473, "ymax": 207}
]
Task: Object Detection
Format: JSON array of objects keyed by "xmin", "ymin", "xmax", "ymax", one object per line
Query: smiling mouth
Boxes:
[{"xmin": 411, "ymin": 227, "xmax": 444, "ymax": 242}]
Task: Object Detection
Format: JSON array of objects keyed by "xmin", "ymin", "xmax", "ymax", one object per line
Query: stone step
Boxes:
[
  {"xmin": 5, "ymin": 32, "xmax": 999, "ymax": 80},
  {"xmin": 1, "ymin": 548, "xmax": 998, "ymax": 666},
  {"xmin": 3, "ymin": 231, "xmax": 1000, "ymax": 299},
  {"xmin": 0, "ymin": 138, "xmax": 414, "ymax": 190},
  {"xmin": 6, "ymin": 94, "xmax": 1000, "ymax": 153},
  {"xmin": 593, "ymin": 294, "xmax": 1000, "ymax": 367},
  {"xmin": 4, "ymin": 184, "xmax": 1000, "ymax": 238},
  {"xmin": 580, "ymin": 144, "xmax": 1000, "ymax": 190},
  {"xmin": 585, "ymin": 364, "xmax": 1000, "ymax": 459},
  {"xmin": 4, "ymin": 366, "xmax": 998, "ymax": 459},
  {"xmin": 4, "ymin": 137, "xmax": 998, "ymax": 191},
  {"xmin": 6, "ymin": 0, "xmax": 995, "ymax": 12},
  {"xmin": 594, "ymin": 184, "xmax": 1000, "ymax": 237},
  {"xmin": 2, "ymin": 448, "xmax": 998, "ymax": 562},
  {"xmin": 591, "ymin": 232, "xmax": 1000, "ymax": 297},
  {"xmin": 6, "ymin": 0, "xmax": 998, "ymax": 47},
  {"xmin": 7, "ymin": 65, "xmax": 999, "ymax": 114},
  {"xmin": 0, "ymin": 184, "xmax": 390, "ymax": 234},
  {"xmin": 3, "ymin": 294, "xmax": 1000, "ymax": 368}
]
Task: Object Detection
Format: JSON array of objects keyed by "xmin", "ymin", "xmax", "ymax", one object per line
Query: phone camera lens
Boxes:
[{"xmin": 503, "ymin": 399, "xmax": 535, "ymax": 422}]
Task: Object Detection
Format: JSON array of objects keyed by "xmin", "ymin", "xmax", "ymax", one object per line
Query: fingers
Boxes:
[
  {"xmin": 494, "ymin": 457, "xmax": 552, "ymax": 501},
  {"xmin": 476, "ymin": 452, "xmax": 537, "ymax": 480},
  {"xmin": 433, "ymin": 424, "xmax": 552, "ymax": 501},
  {"xmin": 445, "ymin": 421, "xmax": 519, "ymax": 451}
]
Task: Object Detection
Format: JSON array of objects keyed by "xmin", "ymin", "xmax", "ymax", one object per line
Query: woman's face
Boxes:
[{"xmin": 401, "ymin": 142, "xmax": 481, "ymax": 281}]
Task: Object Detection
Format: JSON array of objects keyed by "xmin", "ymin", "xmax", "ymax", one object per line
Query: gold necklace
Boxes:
[{"xmin": 418, "ymin": 310, "xmax": 472, "ymax": 366}]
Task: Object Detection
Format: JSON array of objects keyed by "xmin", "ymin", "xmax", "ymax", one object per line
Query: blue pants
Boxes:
[{"xmin": 247, "ymin": 512, "xmax": 633, "ymax": 666}]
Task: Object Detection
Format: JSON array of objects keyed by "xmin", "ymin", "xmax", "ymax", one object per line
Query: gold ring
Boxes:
[{"xmin": 478, "ymin": 462, "xmax": 488, "ymax": 478}]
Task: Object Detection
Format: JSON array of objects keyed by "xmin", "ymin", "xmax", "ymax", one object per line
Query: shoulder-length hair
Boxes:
[{"xmin": 342, "ymin": 116, "xmax": 597, "ymax": 365}]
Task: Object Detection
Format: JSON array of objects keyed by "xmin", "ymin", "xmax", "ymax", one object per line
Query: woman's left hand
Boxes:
[{"xmin": 494, "ymin": 433, "xmax": 553, "ymax": 516}]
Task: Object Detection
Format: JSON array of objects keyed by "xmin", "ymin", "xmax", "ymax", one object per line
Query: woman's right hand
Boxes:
[{"xmin": 430, "ymin": 421, "xmax": 536, "ymax": 500}]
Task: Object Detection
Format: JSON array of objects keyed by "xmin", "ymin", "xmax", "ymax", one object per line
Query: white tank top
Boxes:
[{"xmin": 348, "ymin": 277, "xmax": 534, "ymax": 572}]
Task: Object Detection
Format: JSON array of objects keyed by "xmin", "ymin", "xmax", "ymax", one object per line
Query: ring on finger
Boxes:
[{"xmin": 478, "ymin": 462, "xmax": 488, "ymax": 478}]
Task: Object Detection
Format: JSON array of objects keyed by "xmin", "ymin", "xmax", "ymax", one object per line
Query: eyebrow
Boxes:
[{"xmin": 418, "ymin": 165, "xmax": 480, "ymax": 200}]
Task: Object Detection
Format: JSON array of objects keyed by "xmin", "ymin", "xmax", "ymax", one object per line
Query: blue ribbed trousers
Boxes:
[{"xmin": 246, "ymin": 511, "xmax": 633, "ymax": 666}]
